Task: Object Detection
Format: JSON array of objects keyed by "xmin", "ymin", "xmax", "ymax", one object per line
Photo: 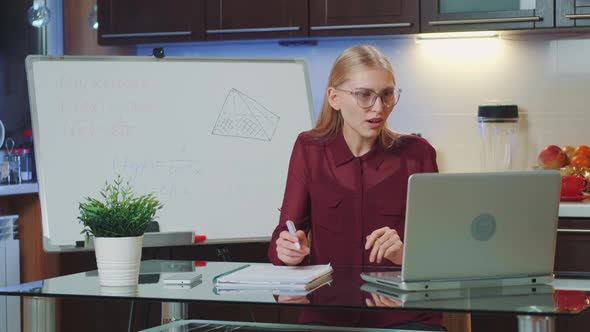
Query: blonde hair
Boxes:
[{"xmin": 311, "ymin": 45, "xmax": 399, "ymax": 148}]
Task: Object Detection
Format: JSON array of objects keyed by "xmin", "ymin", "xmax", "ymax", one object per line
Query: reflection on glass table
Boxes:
[
  {"xmin": 361, "ymin": 283, "xmax": 557, "ymax": 312},
  {"xmin": 3, "ymin": 260, "xmax": 586, "ymax": 314},
  {"xmin": 1, "ymin": 260, "xmax": 590, "ymax": 332},
  {"xmin": 139, "ymin": 319, "xmax": 398, "ymax": 332}
]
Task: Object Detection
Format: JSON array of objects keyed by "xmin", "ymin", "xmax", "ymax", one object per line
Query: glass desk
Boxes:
[{"xmin": 1, "ymin": 260, "xmax": 589, "ymax": 332}]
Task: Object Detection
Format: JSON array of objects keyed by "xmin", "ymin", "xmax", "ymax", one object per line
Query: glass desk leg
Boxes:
[
  {"xmin": 517, "ymin": 315, "xmax": 555, "ymax": 332},
  {"xmin": 23, "ymin": 297, "xmax": 55, "ymax": 332},
  {"xmin": 162, "ymin": 302, "xmax": 188, "ymax": 325}
]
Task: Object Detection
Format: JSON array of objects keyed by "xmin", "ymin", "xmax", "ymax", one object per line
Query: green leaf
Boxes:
[{"xmin": 77, "ymin": 175, "xmax": 163, "ymax": 238}]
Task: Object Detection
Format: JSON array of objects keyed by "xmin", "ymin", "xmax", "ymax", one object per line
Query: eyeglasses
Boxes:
[{"xmin": 334, "ymin": 87, "xmax": 402, "ymax": 109}]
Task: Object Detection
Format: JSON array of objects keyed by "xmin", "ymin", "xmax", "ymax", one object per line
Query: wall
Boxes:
[
  {"xmin": 0, "ymin": 0, "xmax": 40, "ymax": 147},
  {"xmin": 138, "ymin": 33, "xmax": 590, "ymax": 172}
]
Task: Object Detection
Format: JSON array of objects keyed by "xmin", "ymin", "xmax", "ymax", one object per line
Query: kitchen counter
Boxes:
[
  {"xmin": 559, "ymin": 201, "xmax": 590, "ymax": 218},
  {"xmin": 0, "ymin": 183, "xmax": 38, "ymax": 196}
]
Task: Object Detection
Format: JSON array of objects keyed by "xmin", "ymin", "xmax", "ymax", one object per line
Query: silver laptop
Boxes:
[
  {"xmin": 360, "ymin": 282, "xmax": 554, "ymax": 305},
  {"xmin": 361, "ymin": 171, "xmax": 561, "ymax": 291}
]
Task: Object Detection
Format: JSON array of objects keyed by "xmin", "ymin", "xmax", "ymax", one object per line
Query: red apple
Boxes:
[{"xmin": 538, "ymin": 145, "xmax": 567, "ymax": 169}]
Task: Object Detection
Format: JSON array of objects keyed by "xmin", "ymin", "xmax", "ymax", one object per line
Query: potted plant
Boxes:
[{"xmin": 78, "ymin": 175, "xmax": 163, "ymax": 286}]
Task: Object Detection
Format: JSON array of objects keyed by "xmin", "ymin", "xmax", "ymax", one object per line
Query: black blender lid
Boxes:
[{"xmin": 478, "ymin": 105, "xmax": 518, "ymax": 118}]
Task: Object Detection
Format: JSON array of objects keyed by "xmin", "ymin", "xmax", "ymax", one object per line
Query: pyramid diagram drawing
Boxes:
[{"xmin": 212, "ymin": 88, "xmax": 280, "ymax": 141}]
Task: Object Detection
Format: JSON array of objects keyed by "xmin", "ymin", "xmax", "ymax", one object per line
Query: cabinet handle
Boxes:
[
  {"xmin": 206, "ymin": 27, "xmax": 300, "ymax": 34},
  {"xmin": 102, "ymin": 31, "xmax": 192, "ymax": 38},
  {"xmin": 557, "ymin": 228, "xmax": 590, "ymax": 233},
  {"xmin": 311, "ymin": 23, "xmax": 412, "ymax": 31},
  {"xmin": 565, "ymin": 14, "xmax": 590, "ymax": 20},
  {"xmin": 429, "ymin": 16, "xmax": 541, "ymax": 26}
]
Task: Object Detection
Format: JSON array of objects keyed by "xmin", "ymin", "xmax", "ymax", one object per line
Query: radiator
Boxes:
[{"xmin": 0, "ymin": 215, "xmax": 20, "ymax": 332}]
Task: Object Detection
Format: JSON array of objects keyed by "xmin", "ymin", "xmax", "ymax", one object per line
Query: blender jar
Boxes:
[{"xmin": 478, "ymin": 105, "xmax": 519, "ymax": 172}]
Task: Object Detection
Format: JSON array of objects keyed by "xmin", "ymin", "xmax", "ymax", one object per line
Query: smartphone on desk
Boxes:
[
  {"xmin": 164, "ymin": 279, "xmax": 202, "ymax": 290},
  {"xmin": 163, "ymin": 272, "xmax": 203, "ymax": 285}
]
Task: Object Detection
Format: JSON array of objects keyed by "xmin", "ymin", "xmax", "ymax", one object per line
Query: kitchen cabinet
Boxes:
[
  {"xmin": 421, "ymin": 0, "xmax": 554, "ymax": 33},
  {"xmin": 205, "ymin": 0, "xmax": 307, "ymax": 41},
  {"xmin": 97, "ymin": 0, "xmax": 205, "ymax": 45},
  {"xmin": 553, "ymin": 217, "xmax": 590, "ymax": 332},
  {"xmin": 555, "ymin": 217, "xmax": 590, "ymax": 274},
  {"xmin": 310, "ymin": 0, "xmax": 419, "ymax": 37},
  {"xmin": 472, "ymin": 216, "xmax": 590, "ymax": 332},
  {"xmin": 96, "ymin": 0, "xmax": 590, "ymax": 47},
  {"xmin": 557, "ymin": 0, "xmax": 590, "ymax": 27}
]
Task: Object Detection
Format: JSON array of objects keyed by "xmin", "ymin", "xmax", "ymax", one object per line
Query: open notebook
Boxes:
[{"xmin": 215, "ymin": 263, "xmax": 333, "ymax": 291}]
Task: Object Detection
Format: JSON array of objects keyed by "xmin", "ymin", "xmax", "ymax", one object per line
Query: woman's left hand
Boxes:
[
  {"xmin": 365, "ymin": 226, "xmax": 403, "ymax": 264},
  {"xmin": 277, "ymin": 295, "xmax": 310, "ymax": 304},
  {"xmin": 365, "ymin": 292, "xmax": 401, "ymax": 308}
]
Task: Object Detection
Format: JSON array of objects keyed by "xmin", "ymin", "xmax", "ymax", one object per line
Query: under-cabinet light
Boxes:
[{"xmin": 416, "ymin": 31, "xmax": 499, "ymax": 41}]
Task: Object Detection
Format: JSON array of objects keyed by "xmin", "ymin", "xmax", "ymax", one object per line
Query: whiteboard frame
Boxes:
[{"xmin": 25, "ymin": 55, "xmax": 316, "ymax": 252}]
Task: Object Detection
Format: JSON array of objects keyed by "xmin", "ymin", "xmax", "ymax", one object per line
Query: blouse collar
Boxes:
[{"xmin": 327, "ymin": 129, "xmax": 387, "ymax": 170}]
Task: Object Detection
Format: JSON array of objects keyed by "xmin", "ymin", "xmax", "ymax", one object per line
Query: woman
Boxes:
[{"xmin": 268, "ymin": 45, "xmax": 442, "ymax": 329}]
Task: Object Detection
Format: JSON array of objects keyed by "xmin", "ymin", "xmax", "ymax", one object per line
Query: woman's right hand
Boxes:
[{"xmin": 276, "ymin": 230, "xmax": 310, "ymax": 265}]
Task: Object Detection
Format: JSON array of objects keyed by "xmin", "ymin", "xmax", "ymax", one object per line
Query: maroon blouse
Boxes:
[{"xmin": 268, "ymin": 129, "xmax": 442, "ymax": 328}]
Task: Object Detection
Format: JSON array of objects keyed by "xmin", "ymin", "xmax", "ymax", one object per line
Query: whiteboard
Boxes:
[{"xmin": 26, "ymin": 55, "xmax": 314, "ymax": 251}]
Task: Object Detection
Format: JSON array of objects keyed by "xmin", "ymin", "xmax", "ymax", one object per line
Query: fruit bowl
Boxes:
[
  {"xmin": 536, "ymin": 145, "xmax": 590, "ymax": 193},
  {"xmin": 559, "ymin": 165, "xmax": 590, "ymax": 178}
]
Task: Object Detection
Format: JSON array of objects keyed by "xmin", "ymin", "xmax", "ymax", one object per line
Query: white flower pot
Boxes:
[
  {"xmin": 100, "ymin": 285, "xmax": 139, "ymax": 296},
  {"xmin": 94, "ymin": 235, "xmax": 143, "ymax": 287}
]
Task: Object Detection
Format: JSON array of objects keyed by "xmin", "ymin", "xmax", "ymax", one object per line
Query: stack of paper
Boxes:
[{"xmin": 215, "ymin": 263, "xmax": 333, "ymax": 291}]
